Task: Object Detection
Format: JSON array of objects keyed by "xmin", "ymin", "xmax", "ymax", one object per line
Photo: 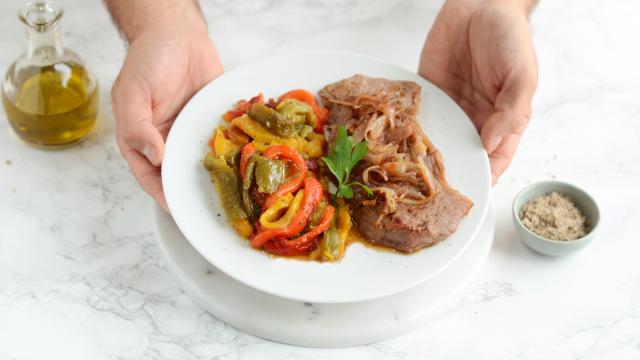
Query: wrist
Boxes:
[
  {"xmin": 130, "ymin": 2, "xmax": 207, "ymax": 42},
  {"xmin": 491, "ymin": 0, "xmax": 536, "ymax": 15},
  {"xmin": 107, "ymin": 0, "xmax": 208, "ymax": 43}
]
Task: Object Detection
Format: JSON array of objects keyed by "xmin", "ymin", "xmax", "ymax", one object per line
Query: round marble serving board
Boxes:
[{"xmin": 153, "ymin": 206, "xmax": 494, "ymax": 347}]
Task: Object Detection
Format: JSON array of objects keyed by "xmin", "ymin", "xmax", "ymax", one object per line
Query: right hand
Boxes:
[
  {"xmin": 111, "ymin": 12, "xmax": 223, "ymax": 211},
  {"xmin": 419, "ymin": 0, "xmax": 538, "ymax": 184}
]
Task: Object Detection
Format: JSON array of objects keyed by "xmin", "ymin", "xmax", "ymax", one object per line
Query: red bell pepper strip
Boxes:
[
  {"xmin": 262, "ymin": 145, "xmax": 308, "ymax": 209},
  {"xmin": 249, "ymin": 228, "xmax": 285, "ymax": 249},
  {"xmin": 278, "ymin": 89, "xmax": 317, "ymax": 105},
  {"xmin": 239, "ymin": 142, "xmax": 257, "ymax": 180},
  {"xmin": 289, "ymin": 205, "xmax": 335, "ymax": 244},
  {"xmin": 262, "ymin": 205, "xmax": 335, "ymax": 256},
  {"xmin": 312, "ymin": 105, "xmax": 329, "ymax": 133},
  {"xmin": 225, "ymin": 126, "xmax": 250, "ymax": 145},
  {"xmin": 263, "ymin": 237, "xmax": 315, "ymax": 256},
  {"xmin": 288, "ymin": 205, "xmax": 335, "ymax": 249},
  {"xmin": 262, "ymin": 144, "xmax": 306, "ymax": 168},
  {"xmin": 284, "ymin": 177, "xmax": 323, "ymax": 236},
  {"xmin": 223, "ymin": 93, "xmax": 263, "ymax": 121},
  {"xmin": 250, "ymin": 177, "xmax": 324, "ymax": 248}
]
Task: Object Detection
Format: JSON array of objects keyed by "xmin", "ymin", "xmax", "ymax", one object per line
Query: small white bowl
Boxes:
[{"xmin": 512, "ymin": 181, "xmax": 600, "ymax": 256}]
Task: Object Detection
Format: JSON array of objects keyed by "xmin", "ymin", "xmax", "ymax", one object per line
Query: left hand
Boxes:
[
  {"xmin": 419, "ymin": 0, "xmax": 538, "ymax": 184},
  {"xmin": 110, "ymin": 9, "xmax": 223, "ymax": 211}
]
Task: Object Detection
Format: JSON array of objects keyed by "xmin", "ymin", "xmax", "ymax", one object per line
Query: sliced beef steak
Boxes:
[{"xmin": 320, "ymin": 75, "xmax": 473, "ymax": 253}]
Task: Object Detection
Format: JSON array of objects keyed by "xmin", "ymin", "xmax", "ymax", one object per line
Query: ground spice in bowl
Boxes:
[{"xmin": 519, "ymin": 192, "xmax": 590, "ymax": 241}]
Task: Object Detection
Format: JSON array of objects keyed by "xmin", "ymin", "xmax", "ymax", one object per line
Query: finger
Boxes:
[
  {"xmin": 120, "ymin": 143, "xmax": 169, "ymax": 212},
  {"xmin": 488, "ymin": 133, "xmax": 521, "ymax": 185},
  {"xmin": 111, "ymin": 75, "xmax": 165, "ymax": 167}
]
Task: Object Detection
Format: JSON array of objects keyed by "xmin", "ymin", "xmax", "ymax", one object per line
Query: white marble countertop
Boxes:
[{"xmin": 1, "ymin": 0, "xmax": 639, "ymax": 359}]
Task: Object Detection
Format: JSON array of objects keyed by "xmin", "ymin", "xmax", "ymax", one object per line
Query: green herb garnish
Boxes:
[{"xmin": 322, "ymin": 126, "xmax": 373, "ymax": 199}]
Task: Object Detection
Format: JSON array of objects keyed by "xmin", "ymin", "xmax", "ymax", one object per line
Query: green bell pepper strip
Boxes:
[
  {"xmin": 241, "ymin": 156, "xmax": 259, "ymax": 218},
  {"xmin": 319, "ymin": 227, "xmax": 341, "ymax": 262},
  {"xmin": 254, "ymin": 155, "xmax": 286, "ymax": 194},
  {"xmin": 203, "ymin": 154, "xmax": 248, "ymax": 221},
  {"xmin": 247, "ymin": 103, "xmax": 305, "ymax": 138}
]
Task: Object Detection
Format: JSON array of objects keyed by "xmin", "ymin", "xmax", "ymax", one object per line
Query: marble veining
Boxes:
[{"xmin": 1, "ymin": 0, "xmax": 639, "ymax": 359}]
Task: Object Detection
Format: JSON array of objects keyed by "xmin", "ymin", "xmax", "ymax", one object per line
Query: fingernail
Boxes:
[
  {"xmin": 487, "ymin": 136, "xmax": 503, "ymax": 153},
  {"xmin": 142, "ymin": 145, "xmax": 155, "ymax": 163}
]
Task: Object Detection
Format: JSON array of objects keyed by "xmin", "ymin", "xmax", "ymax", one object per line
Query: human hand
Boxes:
[
  {"xmin": 110, "ymin": 3, "xmax": 223, "ymax": 210},
  {"xmin": 419, "ymin": 0, "xmax": 538, "ymax": 184}
]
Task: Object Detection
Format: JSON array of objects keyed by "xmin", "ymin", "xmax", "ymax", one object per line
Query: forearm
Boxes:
[{"xmin": 104, "ymin": 0, "xmax": 207, "ymax": 42}]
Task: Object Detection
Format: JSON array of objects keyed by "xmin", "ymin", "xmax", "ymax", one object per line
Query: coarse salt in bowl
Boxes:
[{"xmin": 512, "ymin": 180, "xmax": 600, "ymax": 257}]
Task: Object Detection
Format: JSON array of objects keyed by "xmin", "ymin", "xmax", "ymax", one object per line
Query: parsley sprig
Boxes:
[{"xmin": 322, "ymin": 126, "xmax": 373, "ymax": 199}]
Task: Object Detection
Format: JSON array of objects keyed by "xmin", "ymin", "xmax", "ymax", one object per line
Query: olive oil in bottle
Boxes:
[{"xmin": 2, "ymin": 1, "xmax": 98, "ymax": 148}]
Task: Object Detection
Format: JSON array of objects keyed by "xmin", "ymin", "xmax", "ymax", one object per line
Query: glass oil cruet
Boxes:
[{"xmin": 2, "ymin": 1, "xmax": 98, "ymax": 148}]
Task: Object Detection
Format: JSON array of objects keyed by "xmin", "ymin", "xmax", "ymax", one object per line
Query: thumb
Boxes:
[
  {"xmin": 112, "ymin": 77, "xmax": 165, "ymax": 167},
  {"xmin": 479, "ymin": 107, "xmax": 529, "ymax": 154},
  {"xmin": 480, "ymin": 74, "xmax": 535, "ymax": 154},
  {"xmin": 127, "ymin": 121, "xmax": 165, "ymax": 167},
  {"xmin": 479, "ymin": 74, "xmax": 536, "ymax": 183},
  {"xmin": 480, "ymin": 104, "xmax": 530, "ymax": 182}
]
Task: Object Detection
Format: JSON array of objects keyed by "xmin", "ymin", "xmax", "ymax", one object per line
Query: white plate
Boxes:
[{"xmin": 162, "ymin": 50, "xmax": 491, "ymax": 304}]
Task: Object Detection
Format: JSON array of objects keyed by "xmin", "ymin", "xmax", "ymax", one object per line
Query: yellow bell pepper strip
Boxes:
[
  {"xmin": 308, "ymin": 246, "xmax": 322, "ymax": 260},
  {"xmin": 259, "ymin": 191, "xmax": 303, "ymax": 230},
  {"xmin": 231, "ymin": 219, "xmax": 253, "ymax": 238},
  {"xmin": 259, "ymin": 193, "xmax": 293, "ymax": 226},
  {"xmin": 251, "ymin": 141, "xmax": 269, "ymax": 152},
  {"xmin": 208, "ymin": 127, "xmax": 241, "ymax": 157},
  {"xmin": 231, "ymin": 114, "xmax": 282, "ymax": 144},
  {"xmin": 230, "ymin": 115, "xmax": 325, "ymax": 158},
  {"xmin": 302, "ymin": 133, "xmax": 325, "ymax": 158}
]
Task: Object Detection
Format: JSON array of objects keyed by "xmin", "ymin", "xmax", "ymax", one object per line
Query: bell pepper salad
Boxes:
[{"xmin": 203, "ymin": 90, "xmax": 349, "ymax": 262}]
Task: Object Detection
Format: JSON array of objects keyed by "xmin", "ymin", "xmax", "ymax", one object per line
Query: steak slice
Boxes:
[{"xmin": 320, "ymin": 75, "xmax": 473, "ymax": 253}]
